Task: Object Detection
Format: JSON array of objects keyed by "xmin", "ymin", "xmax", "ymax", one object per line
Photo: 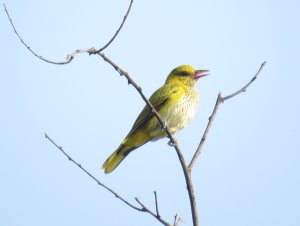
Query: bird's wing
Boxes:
[{"xmin": 128, "ymin": 83, "xmax": 181, "ymax": 135}]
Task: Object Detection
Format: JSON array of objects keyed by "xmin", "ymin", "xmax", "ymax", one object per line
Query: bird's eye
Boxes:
[{"xmin": 178, "ymin": 71, "xmax": 189, "ymax": 76}]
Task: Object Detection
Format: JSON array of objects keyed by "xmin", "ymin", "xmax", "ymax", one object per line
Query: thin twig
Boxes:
[
  {"xmin": 95, "ymin": 0, "xmax": 133, "ymax": 53},
  {"xmin": 173, "ymin": 214, "xmax": 182, "ymax": 226},
  {"xmin": 188, "ymin": 61, "xmax": 267, "ymax": 170},
  {"xmin": 44, "ymin": 133, "xmax": 142, "ymax": 211},
  {"xmin": 3, "ymin": 0, "xmax": 133, "ymax": 64},
  {"xmin": 222, "ymin": 61, "xmax": 266, "ymax": 101},
  {"xmin": 135, "ymin": 198, "xmax": 171, "ymax": 226},
  {"xmin": 154, "ymin": 191, "xmax": 161, "ymax": 218},
  {"xmin": 173, "ymin": 214, "xmax": 178, "ymax": 226}
]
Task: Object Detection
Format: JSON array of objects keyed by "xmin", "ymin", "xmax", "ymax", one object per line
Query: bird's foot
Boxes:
[{"xmin": 168, "ymin": 138, "xmax": 177, "ymax": 147}]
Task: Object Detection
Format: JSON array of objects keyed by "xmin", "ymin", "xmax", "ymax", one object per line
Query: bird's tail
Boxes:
[{"xmin": 102, "ymin": 144, "xmax": 136, "ymax": 174}]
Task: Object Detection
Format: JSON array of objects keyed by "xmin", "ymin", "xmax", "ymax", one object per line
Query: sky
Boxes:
[{"xmin": 1, "ymin": 0, "xmax": 300, "ymax": 226}]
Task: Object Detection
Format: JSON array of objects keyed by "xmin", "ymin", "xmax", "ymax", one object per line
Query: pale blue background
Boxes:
[{"xmin": 1, "ymin": 0, "xmax": 300, "ymax": 226}]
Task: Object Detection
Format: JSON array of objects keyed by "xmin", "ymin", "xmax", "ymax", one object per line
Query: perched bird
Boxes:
[{"xmin": 102, "ymin": 65, "xmax": 208, "ymax": 173}]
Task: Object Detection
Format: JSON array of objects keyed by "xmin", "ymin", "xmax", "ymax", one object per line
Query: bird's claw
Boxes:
[{"xmin": 168, "ymin": 138, "xmax": 177, "ymax": 147}]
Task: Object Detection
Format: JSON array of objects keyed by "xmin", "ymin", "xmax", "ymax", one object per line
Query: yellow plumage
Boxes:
[{"xmin": 102, "ymin": 65, "xmax": 208, "ymax": 173}]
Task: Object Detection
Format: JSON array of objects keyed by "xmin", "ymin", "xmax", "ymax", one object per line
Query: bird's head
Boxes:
[{"xmin": 165, "ymin": 65, "xmax": 209, "ymax": 86}]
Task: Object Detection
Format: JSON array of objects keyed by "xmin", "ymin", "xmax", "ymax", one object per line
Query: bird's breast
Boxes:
[{"xmin": 160, "ymin": 87, "xmax": 199, "ymax": 134}]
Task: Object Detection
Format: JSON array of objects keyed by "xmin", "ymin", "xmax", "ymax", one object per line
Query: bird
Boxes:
[{"xmin": 102, "ymin": 65, "xmax": 209, "ymax": 173}]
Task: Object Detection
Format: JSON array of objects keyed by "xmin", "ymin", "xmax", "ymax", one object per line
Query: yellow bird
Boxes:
[{"xmin": 102, "ymin": 65, "xmax": 208, "ymax": 173}]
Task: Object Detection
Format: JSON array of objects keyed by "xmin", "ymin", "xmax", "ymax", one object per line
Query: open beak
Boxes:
[{"xmin": 192, "ymin": 70, "xmax": 209, "ymax": 79}]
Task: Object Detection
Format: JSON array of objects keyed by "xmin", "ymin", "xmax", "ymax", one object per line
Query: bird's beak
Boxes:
[{"xmin": 192, "ymin": 70, "xmax": 209, "ymax": 79}]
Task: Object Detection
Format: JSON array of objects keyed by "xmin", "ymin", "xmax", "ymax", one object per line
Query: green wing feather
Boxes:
[{"xmin": 128, "ymin": 83, "xmax": 181, "ymax": 135}]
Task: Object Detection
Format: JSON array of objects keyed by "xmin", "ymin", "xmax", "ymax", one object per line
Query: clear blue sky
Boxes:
[{"xmin": 1, "ymin": 0, "xmax": 300, "ymax": 226}]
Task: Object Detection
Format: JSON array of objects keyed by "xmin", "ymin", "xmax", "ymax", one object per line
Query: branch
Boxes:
[
  {"xmin": 154, "ymin": 191, "xmax": 161, "ymax": 218},
  {"xmin": 3, "ymin": 0, "xmax": 133, "ymax": 64},
  {"xmin": 95, "ymin": 0, "xmax": 133, "ymax": 53},
  {"xmin": 45, "ymin": 133, "xmax": 173, "ymax": 225},
  {"xmin": 222, "ymin": 61, "xmax": 266, "ymax": 101},
  {"xmin": 188, "ymin": 61, "xmax": 267, "ymax": 170},
  {"xmin": 173, "ymin": 214, "xmax": 181, "ymax": 226},
  {"xmin": 44, "ymin": 133, "xmax": 142, "ymax": 211},
  {"xmin": 135, "ymin": 198, "xmax": 171, "ymax": 226}
]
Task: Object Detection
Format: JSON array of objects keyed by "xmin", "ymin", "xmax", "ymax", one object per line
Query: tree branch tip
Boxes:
[{"xmin": 173, "ymin": 214, "xmax": 181, "ymax": 226}]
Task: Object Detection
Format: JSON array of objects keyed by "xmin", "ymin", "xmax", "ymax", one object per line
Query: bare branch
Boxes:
[
  {"xmin": 135, "ymin": 198, "xmax": 171, "ymax": 226},
  {"xmin": 154, "ymin": 191, "xmax": 161, "ymax": 218},
  {"xmin": 3, "ymin": 0, "xmax": 133, "ymax": 64},
  {"xmin": 95, "ymin": 0, "xmax": 133, "ymax": 53},
  {"xmin": 222, "ymin": 61, "xmax": 266, "ymax": 101},
  {"xmin": 45, "ymin": 133, "xmax": 173, "ymax": 225},
  {"xmin": 173, "ymin": 214, "xmax": 182, "ymax": 226},
  {"xmin": 188, "ymin": 61, "xmax": 267, "ymax": 170},
  {"xmin": 44, "ymin": 133, "xmax": 142, "ymax": 211}
]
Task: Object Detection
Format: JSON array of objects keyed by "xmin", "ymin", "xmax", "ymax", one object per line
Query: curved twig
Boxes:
[
  {"xmin": 3, "ymin": 0, "xmax": 133, "ymax": 64},
  {"xmin": 188, "ymin": 61, "xmax": 267, "ymax": 170},
  {"xmin": 95, "ymin": 0, "xmax": 133, "ymax": 53},
  {"xmin": 222, "ymin": 61, "xmax": 266, "ymax": 101}
]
